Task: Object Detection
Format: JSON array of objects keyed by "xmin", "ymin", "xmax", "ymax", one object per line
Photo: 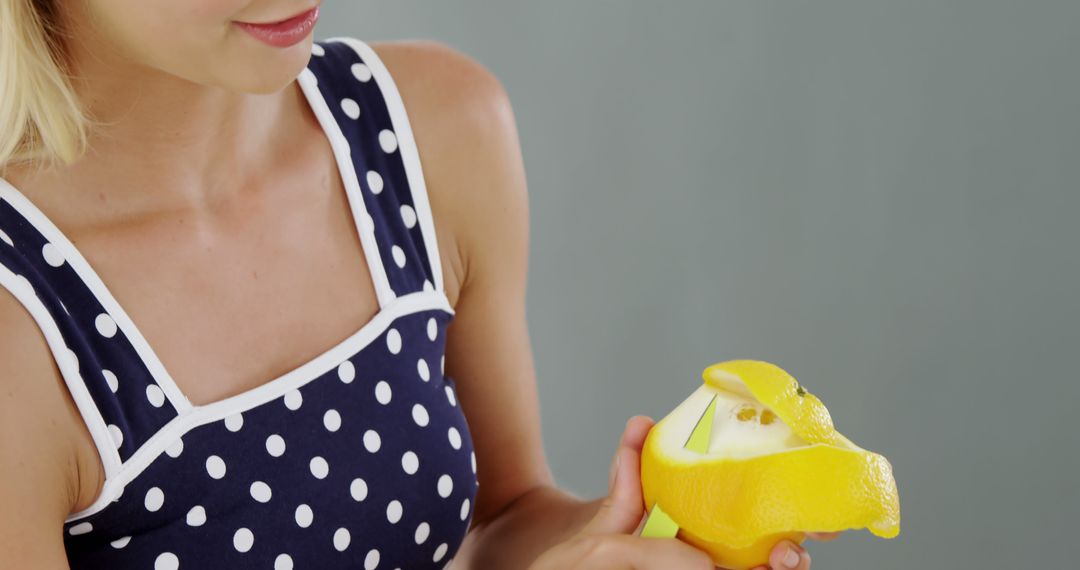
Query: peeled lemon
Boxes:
[{"xmin": 639, "ymin": 360, "xmax": 900, "ymax": 569}]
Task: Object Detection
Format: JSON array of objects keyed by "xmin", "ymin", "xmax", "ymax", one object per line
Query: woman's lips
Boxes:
[{"xmin": 235, "ymin": 5, "xmax": 320, "ymax": 48}]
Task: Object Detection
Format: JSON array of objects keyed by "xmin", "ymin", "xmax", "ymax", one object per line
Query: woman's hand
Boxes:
[
  {"xmin": 529, "ymin": 416, "xmax": 837, "ymax": 570},
  {"xmin": 528, "ymin": 416, "xmax": 714, "ymax": 569}
]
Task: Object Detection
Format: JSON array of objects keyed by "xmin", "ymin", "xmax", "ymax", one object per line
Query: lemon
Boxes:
[{"xmin": 639, "ymin": 360, "xmax": 900, "ymax": 569}]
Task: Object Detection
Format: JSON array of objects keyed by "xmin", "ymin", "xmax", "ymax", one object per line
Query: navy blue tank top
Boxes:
[{"xmin": 0, "ymin": 37, "xmax": 477, "ymax": 570}]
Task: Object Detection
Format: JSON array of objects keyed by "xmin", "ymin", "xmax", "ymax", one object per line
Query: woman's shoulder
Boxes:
[
  {"xmin": 0, "ymin": 289, "xmax": 99, "ymax": 539},
  {"xmin": 349, "ymin": 39, "xmax": 527, "ymax": 308}
]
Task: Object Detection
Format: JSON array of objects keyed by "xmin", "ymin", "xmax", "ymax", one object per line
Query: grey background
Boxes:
[{"xmin": 320, "ymin": 1, "xmax": 1079, "ymax": 568}]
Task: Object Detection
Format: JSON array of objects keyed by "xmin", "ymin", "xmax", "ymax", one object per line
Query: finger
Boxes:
[
  {"xmin": 630, "ymin": 509, "xmax": 643, "ymax": 537},
  {"xmin": 622, "ymin": 415, "xmax": 656, "ymax": 451},
  {"xmin": 584, "ymin": 417, "xmax": 655, "ymax": 535},
  {"xmin": 608, "ymin": 416, "xmax": 653, "ymax": 490},
  {"xmin": 578, "ymin": 535, "xmax": 713, "ymax": 570},
  {"xmin": 768, "ymin": 540, "xmax": 810, "ymax": 570},
  {"xmin": 806, "ymin": 532, "xmax": 840, "ymax": 542}
]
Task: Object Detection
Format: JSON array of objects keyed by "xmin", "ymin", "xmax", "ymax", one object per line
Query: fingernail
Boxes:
[{"xmin": 782, "ymin": 546, "xmax": 800, "ymax": 568}]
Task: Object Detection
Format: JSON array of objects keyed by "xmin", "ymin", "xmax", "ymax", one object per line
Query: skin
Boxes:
[{"xmin": 0, "ymin": 1, "xmax": 837, "ymax": 567}]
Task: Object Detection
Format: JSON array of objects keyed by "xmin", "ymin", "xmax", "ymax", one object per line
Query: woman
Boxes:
[{"xmin": 0, "ymin": 1, "xmax": 833, "ymax": 568}]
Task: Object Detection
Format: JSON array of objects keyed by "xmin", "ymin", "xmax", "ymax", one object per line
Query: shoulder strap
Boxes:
[
  {"xmin": 306, "ymin": 37, "xmax": 448, "ymax": 299},
  {"xmin": 0, "ymin": 190, "xmax": 182, "ymax": 478}
]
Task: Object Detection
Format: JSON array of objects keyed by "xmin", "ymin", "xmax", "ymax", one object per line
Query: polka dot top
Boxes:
[{"xmin": 0, "ymin": 37, "xmax": 477, "ymax": 569}]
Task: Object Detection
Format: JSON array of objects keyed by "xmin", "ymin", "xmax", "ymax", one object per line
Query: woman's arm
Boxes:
[
  {"xmin": 377, "ymin": 40, "xmax": 603, "ymax": 566},
  {"xmin": 0, "ymin": 293, "xmax": 83, "ymax": 569}
]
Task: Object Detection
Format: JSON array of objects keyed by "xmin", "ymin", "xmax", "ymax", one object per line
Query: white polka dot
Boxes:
[
  {"xmin": 110, "ymin": 536, "xmax": 131, "ymax": 549},
  {"xmin": 250, "ymin": 481, "xmax": 272, "ymax": 503},
  {"xmin": 427, "ymin": 318, "xmax": 437, "ymax": 341},
  {"xmin": 445, "ymin": 386, "xmax": 457, "ymax": 407},
  {"xmin": 323, "ymin": 409, "xmax": 342, "ymax": 432},
  {"xmin": 0, "ymin": 229, "xmax": 12, "ymax": 247},
  {"xmin": 108, "ymin": 424, "xmax": 123, "ymax": 448},
  {"xmin": 155, "ymin": 552, "xmax": 179, "ymax": 570},
  {"xmin": 365, "ymin": 549, "xmax": 380, "ymax": 569},
  {"xmin": 103, "ymin": 369, "xmax": 119, "ymax": 393},
  {"xmin": 186, "ymin": 505, "xmax": 206, "ymax": 527},
  {"xmin": 69, "ymin": 521, "xmax": 93, "ymax": 536},
  {"xmin": 460, "ymin": 498, "xmax": 471, "ymax": 521},
  {"xmin": 350, "ymin": 478, "xmax": 368, "ymax": 502},
  {"xmin": 146, "ymin": 384, "xmax": 165, "ymax": 408},
  {"xmin": 401, "ymin": 451, "xmax": 419, "ymax": 475},
  {"xmin": 284, "ymin": 389, "xmax": 303, "ymax": 410},
  {"xmin": 366, "ymin": 170, "xmax": 384, "ymax": 194},
  {"xmin": 95, "ymin": 313, "xmax": 117, "ymax": 338},
  {"xmin": 391, "ymin": 245, "xmax": 406, "ymax": 268},
  {"xmin": 423, "ymin": 279, "xmax": 434, "ymax": 292},
  {"xmin": 386, "ymin": 328, "xmax": 402, "ymax": 354},
  {"xmin": 412, "ymin": 404, "xmax": 430, "ymax": 427},
  {"xmin": 224, "ymin": 412, "xmax": 243, "ymax": 432},
  {"xmin": 311, "ymin": 43, "xmax": 325, "ymax": 56},
  {"xmin": 379, "ymin": 129, "xmax": 398, "ymax": 153},
  {"xmin": 441, "ymin": 355, "xmax": 445, "ymax": 374},
  {"xmin": 351, "ymin": 63, "xmax": 372, "ymax": 82},
  {"xmin": 363, "ymin": 429, "xmax": 382, "ymax": 452},
  {"xmin": 274, "ymin": 553, "xmax": 294, "ymax": 570},
  {"xmin": 341, "ymin": 98, "xmax": 361, "ymax": 120},
  {"xmin": 165, "ymin": 437, "xmax": 184, "ymax": 458},
  {"xmin": 144, "ymin": 487, "xmax": 164, "ymax": 512},
  {"xmin": 417, "ymin": 358, "xmax": 430, "ymax": 382},
  {"xmin": 400, "ymin": 204, "xmax": 417, "ymax": 229},
  {"xmin": 206, "ymin": 455, "xmax": 227, "ymax": 479},
  {"xmin": 437, "ymin": 474, "xmax": 453, "ymax": 498},
  {"xmin": 333, "ymin": 527, "xmax": 351, "ymax": 551},
  {"xmin": 386, "ymin": 500, "xmax": 403, "ymax": 524},
  {"xmin": 266, "ymin": 434, "xmax": 286, "ymax": 457},
  {"xmin": 375, "ymin": 381, "xmax": 392, "ymax": 405},
  {"xmin": 433, "ymin": 543, "xmax": 449, "ymax": 563},
  {"xmin": 448, "ymin": 427, "xmax": 462, "ymax": 450},
  {"xmin": 414, "ymin": 522, "xmax": 430, "ymax": 544},
  {"xmin": 295, "ymin": 504, "xmax": 314, "ymax": 528},
  {"xmin": 42, "ymin": 242, "xmax": 64, "ymax": 267},
  {"xmin": 471, "ymin": 452, "xmax": 477, "ymax": 474},
  {"xmin": 233, "ymin": 528, "xmax": 254, "ymax": 553},
  {"xmin": 338, "ymin": 361, "xmax": 355, "ymax": 383},
  {"xmin": 309, "ymin": 456, "xmax": 329, "ymax": 479}
]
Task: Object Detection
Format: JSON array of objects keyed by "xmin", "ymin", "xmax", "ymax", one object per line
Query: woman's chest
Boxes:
[
  {"xmin": 63, "ymin": 309, "xmax": 477, "ymax": 569},
  {"xmin": 59, "ymin": 165, "xmax": 464, "ymax": 516}
]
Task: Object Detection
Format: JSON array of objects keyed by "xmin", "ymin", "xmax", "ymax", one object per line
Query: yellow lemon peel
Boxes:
[{"xmin": 640, "ymin": 360, "xmax": 900, "ymax": 569}]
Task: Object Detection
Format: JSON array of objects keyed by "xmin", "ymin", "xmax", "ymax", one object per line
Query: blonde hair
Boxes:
[{"xmin": 0, "ymin": 0, "xmax": 95, "ymax": 173}]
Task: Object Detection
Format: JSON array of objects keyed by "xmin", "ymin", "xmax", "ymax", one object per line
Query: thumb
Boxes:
[{"xmin": 581, "ymin": 415, "xmax": 655, "ymax": 536}]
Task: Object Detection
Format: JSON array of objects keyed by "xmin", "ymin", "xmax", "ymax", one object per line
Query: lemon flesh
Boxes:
[{"xmin": 640, "ymin": 360, "xmax": 900, "ymax": 569}]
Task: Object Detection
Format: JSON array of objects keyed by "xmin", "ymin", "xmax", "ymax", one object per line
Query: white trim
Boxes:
[
  {"xmin": 330, "ymin": 37, "xmax": 448, "ymax": 294},
  {"xmin": 0, "ymin": 262, "xmax": 124, "ymax": 480},
  {"xmin": 296, "ymin": 67, "xmax": 397, "ymax": 308},
  {"xmin": 0, "ymin": 65, "xmax": 402, "ymax": 418},
  {"xmin": 0, "ymin": 179, "xmax": 194, "ymax": 414},
  {"xmin": 63, "ymin": 289, "xmax": 454, "ymax": 523}
]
